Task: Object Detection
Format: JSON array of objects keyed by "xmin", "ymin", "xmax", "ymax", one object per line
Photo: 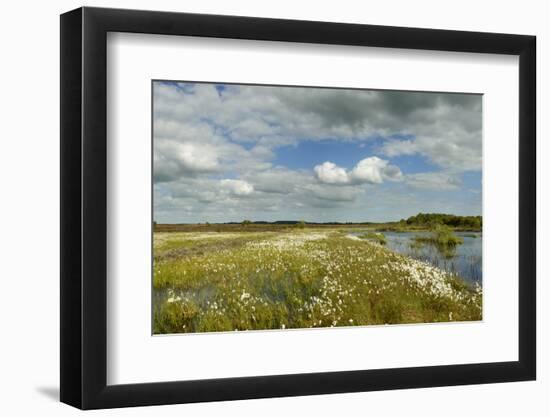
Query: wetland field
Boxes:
[{"xmin": 153, "ymin": 226, "xmax": 482, "ymax": 334}]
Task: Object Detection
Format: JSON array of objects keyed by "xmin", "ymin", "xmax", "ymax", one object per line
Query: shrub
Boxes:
[{"xmin": 296, "ymin": 220, "xmax": 306, "ymax": 229}]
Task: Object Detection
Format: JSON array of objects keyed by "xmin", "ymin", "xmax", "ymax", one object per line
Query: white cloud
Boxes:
[
  {"xmin": 405, "ymin": 172, "xmax": 462, "ymax": 191},
  {"xmin": 220, "ymin": 179, "xmax": 254, "ymax": 196},
  {"xmin": 314, "ymin": 157, "xmax": 402, "ymax": 185},
  {"xmin": 313, "ymin": 162, "xmax": 350, "ymax": 184},
  {"xmin": 379, "ymin": 99, "xmax": 482, "ymax": 171},
  {"xmin": 350, "ymin": 156, "xmax": 403, "ymax": 184},
  {"xmin": 173, "ymin": 142, "xmax": 220, "ymax": 172},
  {"xmin": 246, "ymin": 168, "xmax": 306, "ymax": 194},
  {"xmin": 381, "ymin": 139, "xmax": 417, "ymax": 157}
]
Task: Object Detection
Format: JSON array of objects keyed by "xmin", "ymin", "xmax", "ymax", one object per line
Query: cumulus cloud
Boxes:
[
  {"xmin": 351, "ymin": 157, "xmax": 403, "ymax": 184},
  {"xmin": 220, "ymin": 179, "xmax": 255, "ymax": 196},
  {"xmin": 314, "ymin": 157, "xmax": 402, "ymax": 185},
  {"xmin": 314, "ymin": 162, "xmax": 350, "ymax": 184},
  {"xmin": 172, "ymin": 142, "xmax": 219, "ymax": 171}
]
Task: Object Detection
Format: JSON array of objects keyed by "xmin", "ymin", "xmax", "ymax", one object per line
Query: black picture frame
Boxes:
[{"xmin": 60, "ymin": 6, "xmax": 536, "ymax": 410}]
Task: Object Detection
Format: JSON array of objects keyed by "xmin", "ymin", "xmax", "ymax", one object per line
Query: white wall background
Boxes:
[{"xmin": 0, "ymin": 0, "xmax": 546, "ymax": 415}]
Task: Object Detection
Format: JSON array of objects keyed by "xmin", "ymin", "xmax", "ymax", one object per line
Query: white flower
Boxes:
[{"xmin": 166, "ymin": 295, "xmax": 181, "ymax": 303}]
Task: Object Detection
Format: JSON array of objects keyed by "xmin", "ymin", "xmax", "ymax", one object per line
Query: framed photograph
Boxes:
[{"xmin": 60, "ymin": 6, "xmax": 536, "ymax": 409}]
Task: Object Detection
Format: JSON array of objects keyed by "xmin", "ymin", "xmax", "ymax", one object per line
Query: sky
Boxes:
[{"xmin": 153, "ymin": 81, "xmax": 482, "ymax": 223}]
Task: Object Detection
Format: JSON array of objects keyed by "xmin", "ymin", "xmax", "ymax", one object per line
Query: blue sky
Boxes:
[
  {"xmin": 153, "ymin": 81, "xmax": 482, "ymax": 223},
  {"xmin": 274, "ymin": 139, "xmax": 436, "ymax": 174}
]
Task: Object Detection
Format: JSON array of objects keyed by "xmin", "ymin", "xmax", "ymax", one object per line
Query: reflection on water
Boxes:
[
  {"xmin": 354, "ymin": 231, "xmax": 482, "ymax": 285},
  {"xmin": 387, "ymin": 231, "xmax": 482, "ymax": 285}
]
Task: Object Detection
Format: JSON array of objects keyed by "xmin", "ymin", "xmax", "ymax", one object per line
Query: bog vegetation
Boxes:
[
  {"xmin": 413, "ymin": 224, "xmax": 464, "ymax": 258},
  {"xmin": 153, "ymin": 228, "xmax": 482, "ymax": 334},
  {"xmin": 357, "ymin": 232, "xmax": 387, "ymax": 245}
]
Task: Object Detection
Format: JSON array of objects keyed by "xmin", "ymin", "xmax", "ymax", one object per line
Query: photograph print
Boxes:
[{"xmin": 152, "ymin": 81, "xmax": 482, "ymax": 335}]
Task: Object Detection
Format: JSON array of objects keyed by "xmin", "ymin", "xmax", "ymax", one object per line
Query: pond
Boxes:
[{"xmin": 353, "ymin": 231, "xmax": 482, "ymax": 285}]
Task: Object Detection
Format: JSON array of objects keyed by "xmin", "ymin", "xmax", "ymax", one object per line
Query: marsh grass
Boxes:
[
  {"xmin": 413, "ymin": 225, "xmax": 464, "ymax": 258},
  {"xmin": 153, "ymin": 230, "xmax": 481, "ymax": 334},
  {"xmin": 357, "ymin": 232, "xmax": 387, "ymax": 245}
]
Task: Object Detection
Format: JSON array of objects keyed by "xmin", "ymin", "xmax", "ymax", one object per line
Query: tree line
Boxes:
[{"xmin": 401, "ymin": 213, "xmax": 482, "ymax": 229}]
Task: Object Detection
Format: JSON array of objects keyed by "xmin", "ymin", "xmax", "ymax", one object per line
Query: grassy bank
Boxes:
[{"xmin": 153, "ymin": 230, "xmax": 482, "ymax": 334}]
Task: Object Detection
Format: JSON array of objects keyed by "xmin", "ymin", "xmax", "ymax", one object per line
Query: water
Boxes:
[{"xmin": 353, "ymin": 231, "xmax": 482, "ymax": 285}]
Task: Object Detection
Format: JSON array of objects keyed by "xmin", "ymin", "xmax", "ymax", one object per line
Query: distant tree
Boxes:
[
  {"xmin": 404, "ymin": 213, "xmax": 482, "ymax": 229},
  {"xmin": 296, "ymin": 220, "xmax": 306, "ymax": 229},
  {"xmin": 242, "ymin": 219, "xmax": 252, "ymax": 226}
]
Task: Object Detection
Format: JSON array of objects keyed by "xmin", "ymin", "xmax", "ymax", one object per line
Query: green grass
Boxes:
[
  {"xmin": 413, "ymin": 224, "xmax": 464, "ymax": 258},
  {"xmin": 153, "ymin": 230, "xmax": 482, "ymax": 334},
  {"xmin": 357, "ymin": 232, "xmax": 387, "ymax": 245}
]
